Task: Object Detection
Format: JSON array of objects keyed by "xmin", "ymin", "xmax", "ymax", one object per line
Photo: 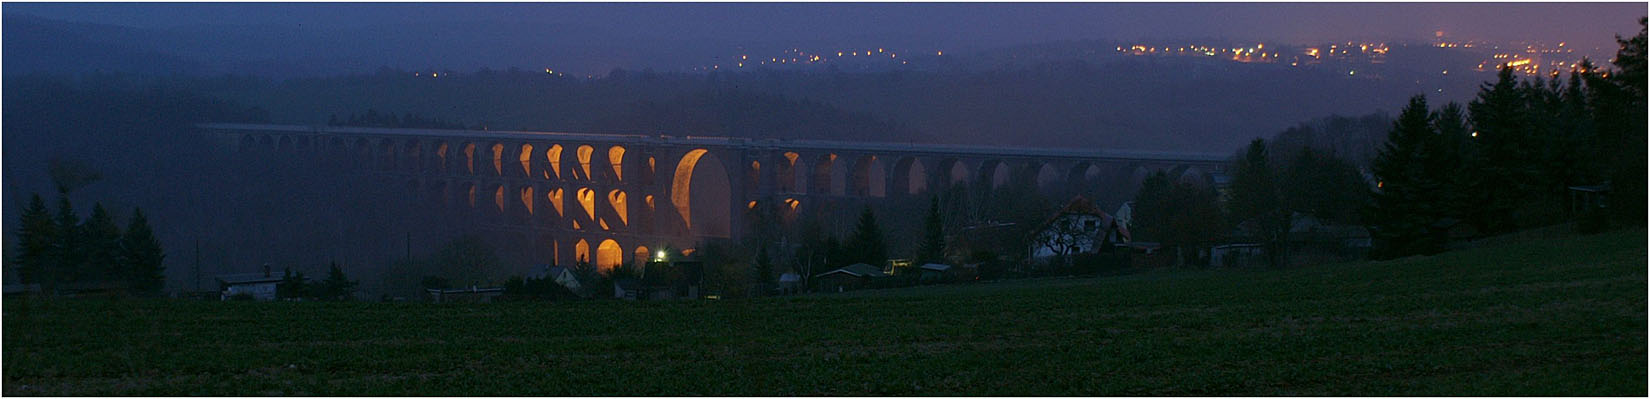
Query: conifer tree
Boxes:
[
  {"xmin": 1370, "ymin": 96, "xmax": 1445, "ymax": 258},
  {"xmin": 917, "ymin": 195, "xmax": 946, "ymax": 264},
  {"xmin": 1430, "ymin": 102, "xmax": 1476, "ymax": 224},
  {"xmin": 121, "ymin": 208, "xmax": 166, "ymax": 295},
  {"xmin": 1604, "ymin": 18, "xmax": 1647, "ymax": 224},
  {"xmin": 847, "ymin": 206, "xmax": 887, "ymax": 267},
  {"xmin": 81, "ymin": 203, "xmax": 124, "ymax": 282},
  {"xmin": 1229, "ymin": 139, "xmax": 1287, "ymax": 266},
  {"xmin": 317, "ymin": 262, "xmax": 358, "ymax": 301},
  {"xmin": 1467, "ymin": 67, "xmax": 1529, "ymax": 233},
  {"xmin": 53, "ymin": 195, "xmax": 85, "ymax": 284},
  {"xmin": 15, "ymin": 193, "xmax": 57, "ymax": 285}
]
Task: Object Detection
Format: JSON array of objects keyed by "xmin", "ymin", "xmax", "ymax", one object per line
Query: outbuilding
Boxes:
[
  {"xmin": 813, "ymin": 263, "xmax": 887, "ymax": 292},
  {"xmin": 217, "ymin": 266, "xmax": 283, "ymax": 301},
  {"xmin": 918, "ymin": 263, "xmax": 954, "ymax": 284}
]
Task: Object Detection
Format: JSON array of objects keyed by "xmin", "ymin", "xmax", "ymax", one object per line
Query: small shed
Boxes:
[
  {"xmin": 813, "ymin": 263, "xmax": 887, "ymax": 293},
  {"xmin": 538, "ymin": 265, "xmax": 582, "ymax": 293},
  {"xmin": 918, "ymin": 263, "xmax": 954, "ymax": 284},
  {"xmin": 775, "ymin": 271, "xmax": 802, "ymax": 295},
  {"xmin": 426, "ymin": 286, "xmax": 505, "ymax": 303},
  {"xmin": 217, "ymin": 267, "xmax": 282, "ymax": 301},
  {"xmin": 614, "ymin": 277, "xmax": 642, "ymax": 300},
  {"xmin": 1210, "ymin": 243, "xmax": 1265, "ymax": 267}
]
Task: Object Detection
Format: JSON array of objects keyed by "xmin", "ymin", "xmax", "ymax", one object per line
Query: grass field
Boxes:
[{"xmin": 5, "ymin": 228, "xmax": 1645, "ymax": 396}]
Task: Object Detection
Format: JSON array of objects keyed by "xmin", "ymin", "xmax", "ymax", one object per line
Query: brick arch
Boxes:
[
  {"xmin": 891, "ymin": 156, "xmax": 927, "ymax": 196},
  {"xmin": 849, "ymin": 154, "xmax": 886, "ymax": 198}
]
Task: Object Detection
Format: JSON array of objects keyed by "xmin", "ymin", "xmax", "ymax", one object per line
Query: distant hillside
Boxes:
[{"xmin": 2, "ymin": 14, "xmax": 1502, "ymax": 153}]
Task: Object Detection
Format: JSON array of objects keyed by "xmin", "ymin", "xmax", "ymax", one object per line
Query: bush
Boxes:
[
  {"xmin": 1577, "ymin": 207, "xmax": 1610, "ymax": 235},
  {"xmin": 1071, "ymin": 253, "xmax": 1131, "ymax": 276}
]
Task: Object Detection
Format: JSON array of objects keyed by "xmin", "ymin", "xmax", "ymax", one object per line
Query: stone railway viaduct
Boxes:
[{"xmin": 203, "ymin": 123, "xmax": 1230, "ymax": 270}]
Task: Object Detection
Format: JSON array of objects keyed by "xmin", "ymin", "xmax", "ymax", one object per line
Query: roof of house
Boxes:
[
  {"xmin": 814, "ymin": 263, "xmax": 888, "ymax": 278},
  {"xmin": 426, "ymin": 287, "xmax": 505, "ymax": 295},
  {"xmin": 1034, "ymin": 195, "xmax": 1131, "ymax": 242},
  {"xmin": 216, "ymin": 273, "xmax": 283, "ymax": 285}
]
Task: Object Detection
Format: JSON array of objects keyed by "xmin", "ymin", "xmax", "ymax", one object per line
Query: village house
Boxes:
[{"xmin": 1028, "ymin": 196, "xmax": 1131, "ymax": 264}]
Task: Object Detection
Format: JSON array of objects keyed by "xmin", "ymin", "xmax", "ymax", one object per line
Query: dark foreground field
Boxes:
[{"xmin": 5, "ymin": 229, "xmax": 1645, "ymax": 396}]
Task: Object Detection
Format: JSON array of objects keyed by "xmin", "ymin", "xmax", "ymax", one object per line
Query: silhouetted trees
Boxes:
[
  {"xmin": 314, "ymin": 262, "xmax": 359, "ymax": 301},
  {"xmin": 1228, "ymin": 139, "xmax": 1289, "ymax": 266},
  {"xmin": 500, "ymin": 275, "xmax": 579, "ymax": 301},
  {"xmin": 845, "ymin": 206, "xmax": 888, "ymax": 267},
  {"xmin": 121, "ymin": 209, "xmax": 166, "ymax": 296},
  {"xmin": 917, "ymin": 196, "xmax": 946, "ymax": 264},
  {"xmin": 1366, "ymin": 18, "xmax": 1646, "ymax": 257},
  {"xmin": 1131, "ymin": 171, "xmax": 1225, "ymax": 266},
  {"xmin": 12, "ymin": 191, "xmax": 169, "ymax": 294},
  {"xmin": 14, "ymin": 194, "xmax": 54, "ymax": 286},
  {"xmin": 278, "ymin": 268, "xmax": 309, "ymax": 300},
  {"xmin": 1370, "ymin": 96, "xmax": 1453, "ymax": 258},
  {"xmin": 1280, "ymin": 147, "xmax": 1370, "ymax": 226}
]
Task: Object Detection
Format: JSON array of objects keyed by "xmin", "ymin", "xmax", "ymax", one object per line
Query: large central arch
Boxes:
[
  {"xmin": 891, "ymin": 156, "xmax": 927, "ymax": 196},
  {"xmin": 672, "ymin": 149, "xmax": 732, "ymax": 237}
]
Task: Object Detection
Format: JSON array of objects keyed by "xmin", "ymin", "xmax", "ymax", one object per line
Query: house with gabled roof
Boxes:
[{"xmin": 1028, "ymin": 196, "xmax": 1131, "ymax": 263}]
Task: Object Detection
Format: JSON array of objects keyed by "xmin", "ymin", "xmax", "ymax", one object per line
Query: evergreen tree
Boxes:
[
  {"xmin": 279, "ymin": 268, "xmax": 309, "ymax": 300},
  {"xmin": 1467, "ymin": 67, "xmax": 1530, "ymax": 233},
  {"xmin": 317, "ymin": 262, "xmax": 358, "ymax": 301},
  {"xmin": 1282, "ymin": 148, "xmax": 1370, "ymax": 226},
  {"xmin": 120, "ymin": 208, "xmax": 166, "ymax": 295},
  {"xmin": 1369, "ymin": 96, "xmax": 1446, "ymax": 258},
  {"xmin": 80, "ymin": 203, "xmax": 124, "ymax": 283},
  {"xmin": 52, "ymin": 195, "xmax": 85, "ymax": 284},
  {"xmin": 1604, "ymin": 18, "xmax": 1648, "ymax": 224},
  {"xmin": 1131, "ymin": 171, "xmax": 1173, "ymax": 244},
  {"xmin": 1559, "ymin": 71, "xmax": 1603, "ymax": 186},
  {"xmin": 1132, "ymin": 171, "xmax": 1225, "ymax": 266},
  {"xmin": 1430, "ymin": 102, "xmax": 1477, "ymax": 224},
  {"xmin": 1228, "ymin": 138, "xmax": 1288, "ymax": 266},
  {"xmin": 15, "ymin": 193, "xmax": 57, "ymax": 285},
  {"xmin": 917, "ymin": 195, "xmax": 946, "ymax": 263},
  {"xmin": 846, "ymin": 206, "xmax": 887, "ymax": 267}
]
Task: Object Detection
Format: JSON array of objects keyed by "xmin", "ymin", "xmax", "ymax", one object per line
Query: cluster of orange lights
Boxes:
[
  {"xmin": 1117, "ymin": 43, "xmax": 1279, "ymax": 62},
  {"xmin": 698, "ymin": 46, "xmax": 937, "ymax": 71}
]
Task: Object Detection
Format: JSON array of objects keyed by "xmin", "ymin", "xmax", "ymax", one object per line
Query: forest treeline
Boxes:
[
  {"xmin": 12, "ymin": 160, "xmax": 166, "ymax": 295},
  {"xmin": 1192, "ymin": 18, "xmax": 1648, "ymax": 264}
]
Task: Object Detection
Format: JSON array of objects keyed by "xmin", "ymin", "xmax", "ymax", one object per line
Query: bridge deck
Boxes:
[{"xmin": 200, "ymin": 123, "xmax": 1231, "ymax": 163}]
